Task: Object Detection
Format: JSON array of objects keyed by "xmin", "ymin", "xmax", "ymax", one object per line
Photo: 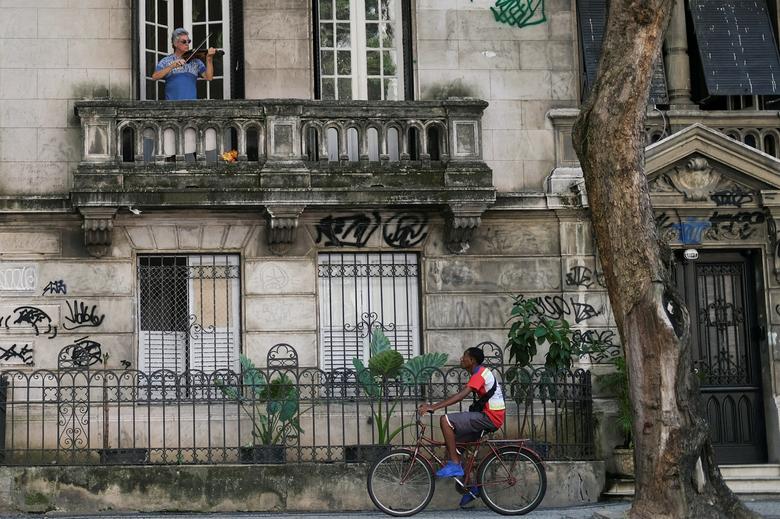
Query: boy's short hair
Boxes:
[{"xmin": 464, "ymin": 347, "xmax": 484, "ymax": 365}]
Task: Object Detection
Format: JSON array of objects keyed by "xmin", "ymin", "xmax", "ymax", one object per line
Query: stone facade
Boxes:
[{"xmin": 1, "ymin": 0, "xmax": 780, "ymax": 501}]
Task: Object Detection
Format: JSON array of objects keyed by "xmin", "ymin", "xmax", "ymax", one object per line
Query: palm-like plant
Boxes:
[
  {"xmin": 216, "ymin": 355, "xmax": 303, "ymax": 446},
  {"xmin": 352, "ymin": 329, "xmax": 448, "ymax": 445}
]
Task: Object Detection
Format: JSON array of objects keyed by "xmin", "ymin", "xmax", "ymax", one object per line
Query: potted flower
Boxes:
[
  {"xmin": 216, "ymin": 355, "xmax": 303, "ymax": 464},
  {"xmin": 346, "ymin": 329, "xmax": 447, "ymax": 463}
]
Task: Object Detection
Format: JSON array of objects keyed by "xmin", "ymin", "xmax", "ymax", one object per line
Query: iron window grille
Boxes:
[
  {"xmin": 137, "ymin": 254, "xmax": 240, "ymax": 399},
  {"xmin": 317, "ymin": 252, "xmax": 421, "ymax": 373}
]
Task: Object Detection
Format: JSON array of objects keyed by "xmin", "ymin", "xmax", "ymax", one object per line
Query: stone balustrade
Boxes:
[{"xmin": 75, "ymin": 99, "xmax": 487, "ymax": 167}]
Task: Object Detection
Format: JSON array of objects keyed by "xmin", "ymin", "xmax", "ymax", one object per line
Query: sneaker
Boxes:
[
  {"xmin": 436, "ymin": 461, "xmax": 465, "ymax": 478},
  {"xmin": 459, "ymin": 486, "xmax": 480, "ymax": 508}
]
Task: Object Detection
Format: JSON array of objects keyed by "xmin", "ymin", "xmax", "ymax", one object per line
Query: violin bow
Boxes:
[{"xmin": 184, "ymin": 31, "xmax": 212, "ymax": 63}]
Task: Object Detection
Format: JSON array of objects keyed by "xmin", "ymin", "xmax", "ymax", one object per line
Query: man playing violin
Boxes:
[{"xmin": 152, "ymin": 28, "xmax": 216, "ymax": 100}]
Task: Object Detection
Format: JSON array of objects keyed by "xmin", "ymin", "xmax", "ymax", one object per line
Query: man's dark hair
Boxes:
[{"xmin": 464, "ymin": 347, "xmax": 484, "ymax": 365}]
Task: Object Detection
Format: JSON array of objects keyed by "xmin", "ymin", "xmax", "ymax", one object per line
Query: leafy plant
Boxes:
[
  {"xmin": 597, "ymin": 355, "xmax": 632, "ymax": 448},
  {"xmin": 352, "ymin": 329, "xmax": 448, "ymax": 445},
  {"xmin": 216, "ymin": 355, "xmax": 304, "ymax": 446},
  {"xmin": 505, "ymin": 295, "xmax": 576, "ymax": 372}
]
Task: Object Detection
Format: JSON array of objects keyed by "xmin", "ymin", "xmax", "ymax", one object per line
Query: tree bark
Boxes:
[{"xmin": 572, "ymin": 1, "xmax": 760, "ymax": 518}]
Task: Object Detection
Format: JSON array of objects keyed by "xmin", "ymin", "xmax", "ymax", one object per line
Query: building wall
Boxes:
[
  {"xmin": 415, "ymin": 0, "xmax": 577, "ymax": 192},
  {"xmin": 0, "ymin": 0, "xmax": 132, "ymax": 197}
]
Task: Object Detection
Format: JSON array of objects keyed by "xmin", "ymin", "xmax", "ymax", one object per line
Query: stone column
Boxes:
[{"xmin": 664, "ymin": 0, "xmax": 695, "ymax": 109}]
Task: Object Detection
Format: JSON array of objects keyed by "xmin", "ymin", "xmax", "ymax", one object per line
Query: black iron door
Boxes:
[{"xmin": 675, "ymin": 250, "xmax": 767, "ymax": 464}]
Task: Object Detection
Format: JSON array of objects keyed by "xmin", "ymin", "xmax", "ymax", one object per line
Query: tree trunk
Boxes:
[{"xmin": 571, "ymin": 1, "xmax": 759, "ymax": 518}]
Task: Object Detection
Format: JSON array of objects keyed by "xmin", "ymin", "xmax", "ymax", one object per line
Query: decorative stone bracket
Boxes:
[
  {"xmin": 79, "ymin": 207, "xmax": 118, "ymax": 258},
  {"xmin": 266, "ymin": 205, "xmax": 306, "ymax": 256},
  {"xmin": 445, "ymin": 204, "xmax": 487, "ymax": 254}
]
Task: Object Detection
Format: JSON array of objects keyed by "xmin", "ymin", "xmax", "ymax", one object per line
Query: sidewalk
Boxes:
[{"xmin": 0, "ymin": 498, "xmax": 778, "ymax": 519}]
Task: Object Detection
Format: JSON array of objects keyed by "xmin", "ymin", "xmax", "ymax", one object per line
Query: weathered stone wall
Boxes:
[
  {"xmin": 0, "ymin": 0, "xmax": 131, "ymax": 197},
  {"xmin": 415, "ymin": 0, "xmax": 578, "ymax": 192},
  {"xmin": 0, "ymin": 462, "xmax": 605, "ymax": 513},
  {"xmin": 243, "ymin": 0, "xmax": 312, "ymax": 99}
]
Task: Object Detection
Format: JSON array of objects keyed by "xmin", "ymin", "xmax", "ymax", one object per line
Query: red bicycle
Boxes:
[{"xmin": 367, "ymin": 416, "xmax": 546, "ymax": 516}]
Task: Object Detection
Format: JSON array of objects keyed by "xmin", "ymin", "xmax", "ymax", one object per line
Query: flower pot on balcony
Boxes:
[
  {"xmin": 98, "ymin": 447, "xmax": 149, "ymax": 465},
  {"xmin": 612, "ymin": 447, "xmax": 635, "ymax": 477},
  {"xmin": 344, "ymin": 444, "xmax": 391, "ymax": 464},
  {"xmin": 239, "ymin": 445, "xmax": 286, "ymax": 464}
]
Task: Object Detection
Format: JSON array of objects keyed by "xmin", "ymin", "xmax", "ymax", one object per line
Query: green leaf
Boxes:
[
  {"xmin": 369, "ymin": 328, "xmax": 392, "ymax": 356},
  {"xmin": 369, "ymin": 349, "xmax": 405, "ymax": 378},
  {"xmin": 353, "ymin": 357, "xmax": 381, "ymax": 398},
  {"xmin": 400, "ymin": 352, "xmax": 448, "ymax": 385}
]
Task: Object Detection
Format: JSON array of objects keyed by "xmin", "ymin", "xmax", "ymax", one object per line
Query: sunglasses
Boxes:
[{"xmin": 177, "ymin": 39, "xmax": 191, "ymax": 44}]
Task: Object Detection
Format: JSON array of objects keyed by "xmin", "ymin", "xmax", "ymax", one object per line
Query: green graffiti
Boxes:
[{"xmin": 489, "ymin": 0, "xmax": 546, "ymax": 28}]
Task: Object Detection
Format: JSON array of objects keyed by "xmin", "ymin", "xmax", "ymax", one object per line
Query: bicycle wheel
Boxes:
[
  {"xmin": 367, "ymin": 449, "xmax": 435, "ymax": 517},
  {"xmin": 477, "ymin": 447, "xmax": 546, "ymax": 515}
]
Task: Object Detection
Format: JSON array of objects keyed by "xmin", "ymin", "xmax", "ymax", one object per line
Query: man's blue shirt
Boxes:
[{"xmin": 156, "ymin": 54, "xmax": 206, "ymax": 100}]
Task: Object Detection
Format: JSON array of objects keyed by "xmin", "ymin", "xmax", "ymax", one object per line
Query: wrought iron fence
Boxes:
[{"xmin": 0, "ymin": 343, "xmax": 593, "ymax": 466}]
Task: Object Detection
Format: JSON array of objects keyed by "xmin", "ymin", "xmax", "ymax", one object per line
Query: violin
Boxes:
[{"xmin": 183, "ymin": 48, "xmax": 224, "ymax": 62}]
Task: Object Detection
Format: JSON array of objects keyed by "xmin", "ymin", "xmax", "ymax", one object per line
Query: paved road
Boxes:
[{"xmin": 1, "ymin": 499, "xmax": 778, "ymax": 519}]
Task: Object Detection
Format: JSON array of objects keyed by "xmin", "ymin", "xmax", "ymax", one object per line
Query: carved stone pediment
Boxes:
[{"xmin": 649, "ymin": 156, "xmax": 760, "ymax": 208}]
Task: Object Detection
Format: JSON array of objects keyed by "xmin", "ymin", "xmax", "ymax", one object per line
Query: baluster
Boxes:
[
  {"xmin": 176, "ymin": 125, "xmax": 185, "ymax": 162},
  {"xmin": 439, "ymin": 122, "xmax": 450, "ymax": 163},
  {"xmin": 134, "ymin": 124, "xmax": 143, "ymax": 162},
  {"xmin": 379, "ymin": 124, "xmax": 389, "ymax": 164},
  {"xmin": 400, "ymin": 123, "xmax": 410, "ymax": 163},
  {"xmin": 197, "ymin": 125, "xmax": 206, "ymax": 163},
  {"xmin": 359, "ymin": 123, "xmax": 369, "ymax": 165},
  {"xmin": 420, "ymin": 122, "xmax": 431, "ymax": 168},
  {"xmin": 237, "ymin": 122, "xmax": 247, "ymax": 162},
  {"xmin": 319, "ymin": 125, "xmax": 329, "ymax": 166},
  {"xmin": 338, "ymin": 123, "xmax": 349, "ymax": 164}
]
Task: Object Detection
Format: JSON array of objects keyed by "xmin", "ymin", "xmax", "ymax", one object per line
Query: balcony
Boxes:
[{"xmin": 72, "ymin": 99, "xmax": 493, "ymax": 256}]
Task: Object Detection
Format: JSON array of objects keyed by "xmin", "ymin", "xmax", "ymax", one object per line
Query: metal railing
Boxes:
[{"xmin": 0, "ymin": 344, "xmax": 593, "ymax": 466}]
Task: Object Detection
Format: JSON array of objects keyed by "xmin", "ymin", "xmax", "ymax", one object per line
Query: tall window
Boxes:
[
  {"xmin": 139, "ymin": 0, "xmax": 235, "ymax": 100},
  {"xmin": 317, "ymin": 253, "xmax": 421, "ymax": 371},
  {"xmin": 315, "ymin": 0, "xmax": 410, "ymax": 100},
  {"xmin": 138, "ymin": 255, "xmax": 240, "ymax": 374}
]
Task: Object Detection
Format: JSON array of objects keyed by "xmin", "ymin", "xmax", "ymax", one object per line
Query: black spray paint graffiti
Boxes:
[
  {"xmin": 706, "ymin": 211, "xmax": 765, "ymax": 241},
  {"xmin": 0, "ymin": 306, "xmax": 57, "ymax": 338},
  {"xmin": 565, "ymin": 266, "xmax": 606, "ymax": 289},
  {"xmin": 63, "ymin": 300, "xmax": 105, "ymax": 331},
  {"xmin": 572, "ymin": 329, "xmax": 620, "ymax": 363},
  {"xmin": 120, "ymin": 360, "xmax": 132, "ymax": 369},
  {"xmin": 0, "ymin": 343, "xmax": 34, "ymax": 365},
  {"xmin": 42, "ymin": 280, "xmax": 67, "ymax": 296},
  {"xmin": 58, "ymin": 336, "xmax": 102, "ymax": 369},
  {"xmin": 315, "ymin": 212, "xmax": 430, "ymax": 248},
  {"xmin": 315, "ymin": 212, "xmax": 381, "ymax": 247},
  {"xmin": 383, "ymin": 213, "xmax": 428, "ymax": 248},
  {"xmin": 527, "ymin": 295, "xmax": 602, "ymax": 324},
  {"xmin": 710, "ymin": 188, "xmax": 754, "ymax": 208}
]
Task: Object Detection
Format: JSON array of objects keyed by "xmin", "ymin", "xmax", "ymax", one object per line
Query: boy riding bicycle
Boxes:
[{"xmin": 417, "ymin": 347, "xmax": 505, "ymax": 507}]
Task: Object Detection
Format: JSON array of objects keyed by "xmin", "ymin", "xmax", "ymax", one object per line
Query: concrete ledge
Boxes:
[{"xmin": 0, "ymin": 461, "xmax": 604, "ymax": 513}]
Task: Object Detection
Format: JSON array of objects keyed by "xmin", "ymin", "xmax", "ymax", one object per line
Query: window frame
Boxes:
[{"xmin": 313, "ymin": 0, "xmax": 414, "ymax": 100}]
